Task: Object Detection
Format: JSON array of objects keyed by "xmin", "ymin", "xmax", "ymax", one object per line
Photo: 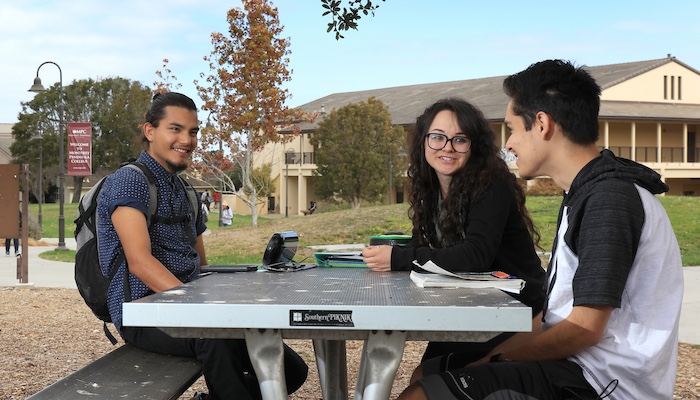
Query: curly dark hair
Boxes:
[{"xmin": 407, "ymin": 98, "xmax": 539, "ymax": 247}]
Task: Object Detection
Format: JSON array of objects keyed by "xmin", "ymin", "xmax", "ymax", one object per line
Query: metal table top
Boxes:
[{"xmin": 123, "ymin": 268, "xmax": 531, "ymax": 340}]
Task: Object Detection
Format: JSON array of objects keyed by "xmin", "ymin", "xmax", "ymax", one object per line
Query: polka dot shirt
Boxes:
[{"xmin": 97, "ymin": 151, "xmax": 206, "ymax": 332}]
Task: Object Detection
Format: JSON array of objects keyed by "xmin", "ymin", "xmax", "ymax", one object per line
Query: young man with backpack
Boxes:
[{"xmin": 96, "ymin": 92, "xmax": 307, "ymax": 400}]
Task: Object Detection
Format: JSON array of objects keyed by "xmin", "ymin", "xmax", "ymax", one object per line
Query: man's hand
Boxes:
[{"xmin": 362, "ymin": 245, "xmax": 393, "ymax": 271}]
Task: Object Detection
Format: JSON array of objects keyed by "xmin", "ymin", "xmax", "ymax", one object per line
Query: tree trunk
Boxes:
[
  {"xmin": 242, "ymin": 131, "xmax": 258, "ymax": 227},
  {"xmin": 251, "ymin": 205, "xmax": 259, "ymax": 226}
]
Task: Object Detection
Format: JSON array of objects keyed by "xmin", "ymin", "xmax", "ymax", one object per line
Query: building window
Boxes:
[
  {"xmin": 664, "ymin": 75, "xmax": 668, "ymax": 99},
  {"xmin": 671, "ymin": 76, "xmax": 675, "ymax": 99},
  {"xmin": 678, "ymin": 76, "xmax": 682, "ymax": 100}
]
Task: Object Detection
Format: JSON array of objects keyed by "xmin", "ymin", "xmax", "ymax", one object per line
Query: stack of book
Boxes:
[
  {"xmin": 410, "ymin": 260, "xmax": 524, "ymax": 294},
  {"xmin": 314, "ymin": 252, "xmax": 366, "ymax": 268}
]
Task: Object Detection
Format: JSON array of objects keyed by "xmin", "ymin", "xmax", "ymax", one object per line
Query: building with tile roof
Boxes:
[{"xmin": 257, "ymin": 55, "xmax": 700, "ymax": 215}]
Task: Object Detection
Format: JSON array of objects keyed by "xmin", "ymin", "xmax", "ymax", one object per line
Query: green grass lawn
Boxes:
[{"xmin": 29, "ymin": 195, "xmax": 700, "ymax": 266}]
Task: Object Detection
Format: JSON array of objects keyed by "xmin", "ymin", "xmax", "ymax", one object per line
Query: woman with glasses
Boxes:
[{"xmin": 363, "ymin": 97, "xmax": 545, "ymax": 363}]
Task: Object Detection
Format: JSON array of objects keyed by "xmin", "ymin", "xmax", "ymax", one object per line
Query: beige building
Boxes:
[
  {"xmin": 258, "ymin": 56, "xmax": 700, "ymax": 216},
  {"xmin": 0, "ymin": 123, "xmax": 14, "ymax": 165}
]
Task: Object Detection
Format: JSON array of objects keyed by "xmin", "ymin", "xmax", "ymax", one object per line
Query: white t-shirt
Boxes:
[{"xmin": 545, "ymin": 185, "xmax": 683, "ymax": 399}]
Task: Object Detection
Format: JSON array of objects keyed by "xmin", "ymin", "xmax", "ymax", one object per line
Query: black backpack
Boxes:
[{"xmin": 74, "ymin": 161, "xmax": 198, "ymax": 344}]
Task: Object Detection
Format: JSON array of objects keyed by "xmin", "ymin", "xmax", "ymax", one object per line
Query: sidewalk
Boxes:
[
  {"xmin": 0, "ymin": 238, "xmax": 77, "ymax": 289},
  {"xmin": 2, "ymin": 239, "xmax": 698, "ymax": 345}
]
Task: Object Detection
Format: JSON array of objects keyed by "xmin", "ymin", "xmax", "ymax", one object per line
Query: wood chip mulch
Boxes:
[{"xmin": 1, "ymin": 287, "xmax": 698, "ymax": 399}]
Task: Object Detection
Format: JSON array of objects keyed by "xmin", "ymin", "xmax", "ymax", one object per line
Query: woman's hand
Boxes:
[{"xmin": 362, "ymin": 245, "xmax": 393, "ymax": 271}]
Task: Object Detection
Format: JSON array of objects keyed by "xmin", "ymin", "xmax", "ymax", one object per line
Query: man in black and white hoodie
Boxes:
[{"xmin": 399, "ymin": 60, "xmax": 683, "ymax": 400}]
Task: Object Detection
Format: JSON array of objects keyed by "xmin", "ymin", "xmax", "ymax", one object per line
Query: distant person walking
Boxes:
[
  {"xmin": 201, "ymin": 190, "xmax": 212, "ymax": 211},
  {"xmin": 201, "ymin": 200, "xmax": 210, "ymax": 224},
  {"xmin": 5, "ymin": 238, "xmax": 19, "ymax": 256},
  {"xmin": 212, "ymin": 191, "xmax": 221, "ymax": 210}
]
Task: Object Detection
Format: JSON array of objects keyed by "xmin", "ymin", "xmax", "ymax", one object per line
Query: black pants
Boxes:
[
  {"xmin": 122, "ymin": 327, "xmax": 308, "ymax": 400},
  {"xmin": 5, "ymin": 238, "xmax": 19, "ymax": 253},
  {"xmin": 420, "ymin": 359, "xmax": 600, "ymax": 400}
]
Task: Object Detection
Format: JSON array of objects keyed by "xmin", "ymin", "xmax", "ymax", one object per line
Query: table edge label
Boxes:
[{"xmin": 290, "ymin": 310, "xmax": 354, "ymax": 327}]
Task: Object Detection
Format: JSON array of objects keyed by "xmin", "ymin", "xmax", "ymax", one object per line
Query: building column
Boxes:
[
  {"xmin": 630, "ymin": 122, "xmax": 636, "ymax": 161},
  {"xmin": 298, "ymin": 173, "xmax": 307, "ymax": 216},
  {"xmin": 683, "ymin": 123, "xmax": 689, "ymax": 163},
  {"xmin": 500, "ymin": 124, "xmax": 507, "ymax": 148},
  {"xmin": 604, "ymin": 121, "xmax": 609, "ymax": 149},
  {"xmin": 657, "ymin": 123, "xmax": 662, "ymax": 162},
  {"xmin": 282, "ymin": 159, "xmax": 289, "ymax": 216}
]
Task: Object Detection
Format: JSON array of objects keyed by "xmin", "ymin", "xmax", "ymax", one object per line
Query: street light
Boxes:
[
  {"xmin": 31, "ymin": 128, "xmax": 44, "ymax": 229},
  {"xmin": 29, "ymin": 61, "xmax": 68, "ymax": 250}
]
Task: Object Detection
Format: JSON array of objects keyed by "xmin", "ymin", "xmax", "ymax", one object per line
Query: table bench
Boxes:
[{"xmin": 27, "ymin": 344, "xmax": 202, "ymax": 400}]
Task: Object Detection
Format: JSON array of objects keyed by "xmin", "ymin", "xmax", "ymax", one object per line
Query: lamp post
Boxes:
[
  {"xmin": 31, "ymin": 128, "xmax": 44, "ymax": 229},
  {"xmin": 29, "ymin": 61, "xmax": 68, "ymax": 250}
]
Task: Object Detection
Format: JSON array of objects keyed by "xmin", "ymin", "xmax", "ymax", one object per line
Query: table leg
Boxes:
[
  {"xmin": 355, "ymin": 331, "xmax": 407, "ymax": 400},
  {"xmin": 313, "ymin": 339, "xmax": 349, "ymax": 400},
  {"xmin": 244, "ymin": 328, "xmax": 287, "ymax": 400}
]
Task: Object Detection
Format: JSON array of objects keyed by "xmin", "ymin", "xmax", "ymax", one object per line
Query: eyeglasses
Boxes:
[{"xmin": 425, "ymin": 133, "xmax": 471, "ymax": 153}]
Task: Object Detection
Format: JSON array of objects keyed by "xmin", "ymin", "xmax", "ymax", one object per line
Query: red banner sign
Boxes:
[{"xmin": 67, "ymin": 122, "xmax": 92, "ymax": 176}]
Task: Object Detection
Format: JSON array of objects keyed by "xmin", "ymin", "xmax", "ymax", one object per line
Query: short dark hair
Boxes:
[
  {"xmin": 140, "ymin": 92, "xmax": 197, "ymax": 146},
  {"xmin": 503, "ymin": 59, "xmax": 601, "ymax": 145}
]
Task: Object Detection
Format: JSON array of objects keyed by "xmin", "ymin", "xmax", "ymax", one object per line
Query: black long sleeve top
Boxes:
[{"xmin": 390, "ymin": 175, "xmax": 546, "ymax": 311}]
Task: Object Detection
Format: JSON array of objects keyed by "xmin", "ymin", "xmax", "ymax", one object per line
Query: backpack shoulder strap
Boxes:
[
  {"xmin": 177, "ymin": 176, "xmax": 200, "ymax": 246},
  {"xmin": 74, "ymin": 176, "xmax": 109, "ymax": 233},
  {"xmin": 122, "ymin": 162, "xmax": 158, "ymax": 227},
  {"xmin": 178, "ymin": 175, "xmax": 199, "ymax": 222}
]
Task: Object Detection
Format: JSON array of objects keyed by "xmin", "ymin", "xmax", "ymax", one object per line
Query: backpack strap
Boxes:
[
  {"xmin": 179, "ymin": 176, "xmax": 199, "ymax": 223},
  {"xmin": 74, "ymin": 177, "xmax": 107, "ymax": 235},
  {"xmin": 177, "ymin": 175, "xmax": 199, "ymax": 246},
  {"xmin": 124, "ymin": 162, "xmax": 159, "ymax": 226}
]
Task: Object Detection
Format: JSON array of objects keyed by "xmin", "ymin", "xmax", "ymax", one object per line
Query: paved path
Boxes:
[{"xmin": 1, "ymin": 239, "xmax": 698, "ymax": 345}]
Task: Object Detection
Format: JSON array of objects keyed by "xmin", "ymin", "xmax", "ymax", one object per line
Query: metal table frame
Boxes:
[{"xmin": 123, "ymin": 269, "xmax": 531, "ymax": 400}]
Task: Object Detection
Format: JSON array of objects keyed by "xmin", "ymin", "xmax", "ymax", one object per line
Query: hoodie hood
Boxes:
[{"xmin": 566, "ymin": 149, "xmax": 668, "ymax": 207}]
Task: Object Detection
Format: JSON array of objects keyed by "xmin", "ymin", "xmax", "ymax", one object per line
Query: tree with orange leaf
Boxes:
[
  {"xmin": 195, "ymin": 0, "xmax": 311, "ymax": 227},
  {"xmin": 153, "ymin": 59, "xmax": 182, "ymax": 95}
]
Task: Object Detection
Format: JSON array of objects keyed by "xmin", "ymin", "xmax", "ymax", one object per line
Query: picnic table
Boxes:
[{"xmin": 123, "ymin": 268, "xmax": 532, "ymax": 400}]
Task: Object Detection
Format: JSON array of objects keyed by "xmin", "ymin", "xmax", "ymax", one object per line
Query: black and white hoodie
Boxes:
[{"xmin": 545, "ymin": 149, "xmax": 683, "ymax": 399}]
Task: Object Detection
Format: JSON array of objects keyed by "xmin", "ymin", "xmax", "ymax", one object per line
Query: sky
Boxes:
[{"xmin": 1, "ymin": 0, "xmax": 699, "ymax": 124}]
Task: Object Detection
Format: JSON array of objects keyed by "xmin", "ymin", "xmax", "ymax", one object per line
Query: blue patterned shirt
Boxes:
[{"xmin": 97, "ymin": 151, "xmax": 206, "ymax": 332}]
